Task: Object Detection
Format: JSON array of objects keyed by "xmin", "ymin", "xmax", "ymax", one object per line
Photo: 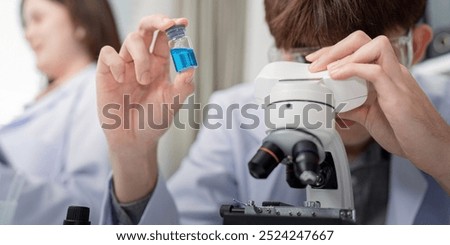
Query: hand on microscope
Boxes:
[
  {"xmin": 96, "ymin": 15, "xmax": 195, "ymax": 203},
  {"xmin": 306, "ymin": 30, "xmax": 450, "ymax": 194}
]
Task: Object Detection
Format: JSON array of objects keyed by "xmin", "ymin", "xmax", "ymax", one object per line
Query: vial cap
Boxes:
[{"xmin": 166, "ymin": 25, "xmax": 186, "ymax": 40}]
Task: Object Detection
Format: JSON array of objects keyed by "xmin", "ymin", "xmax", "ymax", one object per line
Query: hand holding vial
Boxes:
[{"xmin": 96, "ymin": 15, "xmax": 197, "ymax": 203}]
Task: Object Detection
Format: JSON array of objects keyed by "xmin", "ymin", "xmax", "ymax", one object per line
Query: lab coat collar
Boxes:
[{"xmin": 0, "ymin": 63, "xmax": 96, "ymax": 132}]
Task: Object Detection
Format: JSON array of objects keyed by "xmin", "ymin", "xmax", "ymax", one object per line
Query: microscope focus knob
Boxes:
[{"xmin": 292, "ymin": 140, "xmax": 320, "ymax": 185}]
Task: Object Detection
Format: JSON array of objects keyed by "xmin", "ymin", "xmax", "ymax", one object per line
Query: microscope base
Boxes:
[{"xmin": 220, "ymin": 204, "xmax": 355, "ymax": 225}]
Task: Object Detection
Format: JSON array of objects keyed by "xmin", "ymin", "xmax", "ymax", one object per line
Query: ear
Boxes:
[
  {"xmin": 74, "ymin": 26, "xmax": 87, "ymax": 41},
  {"xmin": 412, "ymin": 24, "xmax": 433, "ymax": 64}
]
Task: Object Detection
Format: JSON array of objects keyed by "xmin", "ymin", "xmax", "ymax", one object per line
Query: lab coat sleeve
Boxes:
[
  {"xmin": 166, "ymin": 92, "xmax": 239, "ymax": 224},
  {"xmin": 101, "ymin": 90, "xmax": 242, "ymax": 225},
  {"xmin": 4, "ymin": 78, "xmax": 110, "ymax": 224},
  {"xmin": 0, "ymin": 165, "xmax": 103, "ymax": 225},
  {"xmin": 100, "ymin": 174, "xmax": 179, "ymax": 225},
  {"xmin": 56, "ymin": 79, "xmax": 111, "ymax": 224},
  {"xmin": 0, "ymin": 67, "xmax": 110, "ymax": 224}
]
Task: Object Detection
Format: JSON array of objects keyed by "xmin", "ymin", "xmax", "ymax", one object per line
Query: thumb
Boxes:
[
  {"xmin": 337, "ymin": 106, "xmax": 368, "ymax": 125},
  {"xmin": 170, "ymin": 68, "xmax": 195, "ymax": 111}
]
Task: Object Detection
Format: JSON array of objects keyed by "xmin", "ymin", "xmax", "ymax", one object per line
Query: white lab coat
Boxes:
[
  {"xmin": 100, "ymin": 59, "xmax": 450, "ymax": 225},
  {"xmin": 0, "ymin": 64, "xmax": 110, "ymax": 224}
]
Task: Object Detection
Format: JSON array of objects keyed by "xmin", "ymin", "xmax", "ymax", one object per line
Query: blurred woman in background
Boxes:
[{"xmin": 0, "ymin": 0, "xmax": 120, "ymax": 224}]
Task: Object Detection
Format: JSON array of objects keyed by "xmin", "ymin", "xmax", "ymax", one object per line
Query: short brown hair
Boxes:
[
  {"xmin": 265, "ymin": 0, "xmax": 427, "ymax": 49},
  {"xmin": 21, "ymin": 0, "xmax": 121, "ymax": 60}
]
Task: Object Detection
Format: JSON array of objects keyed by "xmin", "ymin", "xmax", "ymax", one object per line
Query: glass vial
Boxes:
[{"xmin": 166, "ymin": 25, "xmax": 198, "ymax": 72}]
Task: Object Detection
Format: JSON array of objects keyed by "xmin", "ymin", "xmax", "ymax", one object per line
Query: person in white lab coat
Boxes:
[
  {"xmin": 0, "ymin": 0, "xmax": 120, "ymax": 224},
  {"xmin": 97, "ymin": 0, "xmax": 450, "ymax": 225}
]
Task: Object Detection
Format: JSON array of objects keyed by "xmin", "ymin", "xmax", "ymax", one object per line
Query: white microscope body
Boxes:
[{"xmin": 247, "ymin": 61, "xmax": 367, "ymax": 222}]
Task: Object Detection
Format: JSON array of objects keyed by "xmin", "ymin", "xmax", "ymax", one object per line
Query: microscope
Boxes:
[{"xmin": 220, "ymin": 62, "xmax": 368, "ymax": 224}]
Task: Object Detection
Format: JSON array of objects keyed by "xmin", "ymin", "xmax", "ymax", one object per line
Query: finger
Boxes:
[
  {"xmin": 152, "ymin": 30, "xmax": 170, "ymax": 59},
  {"xmin": 152, "ymin": 18, "xmax": 190, "ymax": 58},
  {"xmin": 173, "ymin": 18, "xmax": 189, "ymax": 27},
  {"xmin": 97, "ymin": 46, "xmax": 125, "ymax": 83},
  {"xmin": 119, "ymin": 32, "xmax": 151, "ymax": 85},
  {"xmin": 329, "ymin": 63, "xmax": 399, "ymax": 103},
  {"xmin": 340, "ymin": 102, "xmax": 403, "ymax": 156},
  {"xmin": 138, "ymin": 15, "xmax": 176, "ymax": 44},
  {"xmin": 337, "ymin": 105, "xmax": 369, "ymax": 125},
  {"xmin": 309, "ymin": 31, "xmax": 372, "ymax": 72},
  {"xmin": 328, "ymin": 36, "xmax": 404, "ymax": 82},
  {"xmin": 305, "ymin": 46, "xmax": 330, "ymax": 62},
  {"xmin": 169, "ymin": 69, "xmax": 195, "ymax": 109}
]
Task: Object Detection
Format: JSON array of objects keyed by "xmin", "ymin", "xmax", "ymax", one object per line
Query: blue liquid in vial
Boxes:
[{"xmin": 170, "ymin": 48, "xmax": 198, "ymax": 72}]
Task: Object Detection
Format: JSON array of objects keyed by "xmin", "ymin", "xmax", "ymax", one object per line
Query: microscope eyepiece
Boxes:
[{"xmin": 248, "ymin": 141, "xmax": 285, "ymax": 179}]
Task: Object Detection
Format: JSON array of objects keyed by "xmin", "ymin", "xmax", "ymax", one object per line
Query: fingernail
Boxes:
[
  {"xmin": 309, "ymin": 61, "xmax": 318, "ymax": 71},
  {"xmin": 328, "ymin": 61, "xmax": 339, "ymax": 70},
  {"xmin": 305, "ymin": 52, "xmax": 317, "ymax": 61},
  {"xmin": 329, "ymin": 67, "xmax": 340, "ymax": 76}
]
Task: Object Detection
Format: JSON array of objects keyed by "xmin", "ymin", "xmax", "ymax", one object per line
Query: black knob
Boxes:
[
  {"xmin": 292, "ymin": 140, "xmax": 320, "ymax": 185},
  {"xmin": 63, "ymin": 206, "xmax": 91, "ymax": 225}
]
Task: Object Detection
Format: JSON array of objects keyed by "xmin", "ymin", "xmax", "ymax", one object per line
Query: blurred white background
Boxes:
[{"xmin": 0, "ymin": 0, "xmax": 41, "ymax": 126}]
